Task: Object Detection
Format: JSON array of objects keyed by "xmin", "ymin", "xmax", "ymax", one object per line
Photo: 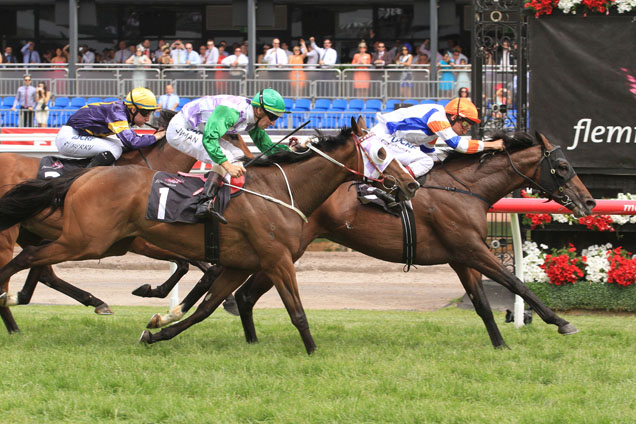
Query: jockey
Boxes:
[
  {"xmin": 55, "ymin": 87, "xmax": 164, "ymax": 167},
  {"xmin": 369, "ymin": 97, "xmax": 504, "ymax": 179},
  {"xmin": 166, "ymin": 88, "xmax": 289, "ymax": 223}
]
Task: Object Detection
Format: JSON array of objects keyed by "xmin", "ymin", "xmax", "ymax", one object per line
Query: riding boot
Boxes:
[
  {"xmin": 87, "ymin": 151, "xmax": 116, "ymax": 168},
  {"xmin": 195, "ymin": 173, "xmax": 228, "ymax": 224}
]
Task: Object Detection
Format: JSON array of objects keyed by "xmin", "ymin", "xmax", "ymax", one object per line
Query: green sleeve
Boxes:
[
  {"xmin": 248, "ymin": 127, "xmax": 290, "ymax": 155},
  {"xmin": 201, "ymin": 106, "xmax": 241, "ymax": 164}
]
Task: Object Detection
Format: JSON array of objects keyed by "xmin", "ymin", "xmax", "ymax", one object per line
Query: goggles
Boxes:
[{"xmin": 138, "ymin": 108, "xmax": 153, "ymax": 117}]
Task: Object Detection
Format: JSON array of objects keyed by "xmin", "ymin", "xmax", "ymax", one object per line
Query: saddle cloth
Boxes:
[
  {"xmin": 145, "ymin": 171, "xmax": 244, "ymax": 224},
  {"xmin": 37, "ymin": 156, "xmax": 91, "ymax": 180}
]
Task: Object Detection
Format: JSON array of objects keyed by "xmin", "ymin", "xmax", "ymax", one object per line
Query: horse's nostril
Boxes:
[
  {"xmin": 586, "ymin": 199, "xmax": 597, "ymax": 210},
  {"xmin": 408, "ymin": 182, "xmax": 419, "ymax": 192}
]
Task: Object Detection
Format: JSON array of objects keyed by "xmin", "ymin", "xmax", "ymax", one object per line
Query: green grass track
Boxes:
[{"xmin": 1, "ymin": 306, "xmax": 635, "ymax": 423}]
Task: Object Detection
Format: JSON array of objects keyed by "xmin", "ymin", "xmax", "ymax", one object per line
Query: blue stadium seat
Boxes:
[
  {"xmin": 2, "ymin": 96, "xmax": 15, "ymax": 108},
  {"xmin": 347, "ymin": 99, "xmax": 364, "ymax": 112},
  {"xmin": 70, "ymin": 97, "xmax": 87, "ymax": 108},
  {"xmin": 52, "ymin": 97, "xmax": 69, "ymax": 109},
  {"xmin": 175, "ymin": 97, "xmax": 190, "ymax": 112},
  {"xmin": 327, "ymin": 99, "xmax": 347, "ymax": 128},
  {"xmin": 384, "ymin": 99, "xmax": 401, "ymax": 112},
  {"xmin": 87, "ymin": 97, "xmax": 102, "ymax": 104},
  {"xmin": 1, "ymin": 97, "xmax": 17, "ymax": 127},
  {"xmin": 272, "ymin": 98, "xmax": 295, "ymax": 129},
  {"xmin": 404, "ymin": 99, "xmax": 419, "ymax": 106},
  {"xmin": 420, "ymin": 99, "xmax": 436, "ymax": 105},
  {"xmin": 363, "ymin": 99, "xmax": 383, "ymax": 126},
  {"xmin": 291, "ymin": 98, "xmax": 311, "ymax": 127},
  {"xmin": 309, "ymin": 98, "xmax": 331, "ymax": 129},
  {"xmin": 436, "ymin": 99, "xmax": 450, "ymax": 107},
  {"xmin": 342, "ymin": 99, "xmax": 365, "ymax": 126},
  {"xmin": 103, "ymin": 97, "xmax": 119, "ymax": 103}
]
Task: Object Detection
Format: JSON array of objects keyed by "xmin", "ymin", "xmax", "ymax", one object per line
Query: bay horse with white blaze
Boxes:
[
  {"xmin": 148, "ymin": 131, "xmax": 596, "ymax": 349},
  {"xmin": 0, "ymin": 117, "xmax": 419, "ymax": 354}
]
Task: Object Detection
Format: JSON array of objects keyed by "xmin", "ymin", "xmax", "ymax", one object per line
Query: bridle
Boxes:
[
  {"xmin": 305, "ymin": 130, "xmax": 400, "ymax": 193},
  {"xmin": 506, "ymin": 144, "xmax": 577, "ymax": 209}
]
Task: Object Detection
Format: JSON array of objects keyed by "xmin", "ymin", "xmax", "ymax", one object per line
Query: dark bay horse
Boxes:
[
  {"xmin": 0, "ymin": 118, "xmax": 419, "ymax": 354},
  {"xmin": 0, "ymin": 110, "xmax": 212, "ymax": 332},
  {"xmin": 148, "ymin": 132, "xmax": 596, "ymax": 349}
]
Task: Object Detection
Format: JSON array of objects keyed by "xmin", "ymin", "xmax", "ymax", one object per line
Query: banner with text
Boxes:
[{"xmin": 529, "ymin": 15, "xmax": 636, "ymax": 173}]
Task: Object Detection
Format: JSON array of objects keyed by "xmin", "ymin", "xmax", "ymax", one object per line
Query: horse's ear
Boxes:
[
  {"xmin": 351, "ymin": 117, "xmax": 361, "ymax": 136},
  {"xmin": 356, "ymin": 115, "xmax": 367, "ymax": 132},
  {"xmin": 535, "ymin": 131, "xmax": 554, "ymax": 150}
]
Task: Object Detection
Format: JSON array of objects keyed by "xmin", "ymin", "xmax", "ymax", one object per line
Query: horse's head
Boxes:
[
  {"xmin": 531, "ymin": 132, "xmax": 596, "ymax": 217},
  {"xmin": 351, "ymin": 116, "xmax": 419, "ymax": 201}
]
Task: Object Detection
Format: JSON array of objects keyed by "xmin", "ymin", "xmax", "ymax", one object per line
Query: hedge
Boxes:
[{"xmin": 526, "ymin": 282, "xmax": 636, "ymax": 312}]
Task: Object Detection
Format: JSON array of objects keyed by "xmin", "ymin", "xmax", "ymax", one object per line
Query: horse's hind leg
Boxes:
[
  {"xmin": 468, "ymin": 243, "xmax": 576, "ymax": 335},
  {"xmin": 450, "ymin": 263, "xmax": 508, "ymax": 349},
  {"xmin": 132, "ymin": 259, "xmax": 190, "ymax": 298},
  {"xmin": 141, "ymin": 268, "xmax": 250, "ymax": 344},
  {"xmin": 235, "ymin": 272, "xmax": 275, "ymax": 344}
]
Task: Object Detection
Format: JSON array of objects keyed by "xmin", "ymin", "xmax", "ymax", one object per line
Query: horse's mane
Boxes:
[
  {"xmin": 248, "ymin": 127, "xmax": 355, "ymax": 166},
  {"xmin": 440, "ymin": 131, "xmax": 536, "ymax": 165}
]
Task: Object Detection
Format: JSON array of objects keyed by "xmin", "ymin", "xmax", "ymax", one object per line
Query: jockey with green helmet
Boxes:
[
  {"xmin": 55, "ymin": 87, "xmax": 164, "ymax": 167},
  {"xmin": 166, "ymin": 88, "xmax": 289, "ymax": 223}
]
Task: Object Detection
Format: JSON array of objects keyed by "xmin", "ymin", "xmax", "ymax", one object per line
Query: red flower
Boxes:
[
  {"xmin": 540, "ymin": 246, "xmax": 586, "ymax": 285},
  {"xmin": 524, "ymin": 0, "xmax": 558, "ymax": 17},
  {"xmin": 525, "ymin": 213, "xmax": 553, "ymax": 229},
  {"xmin": 577, "ymin": 215, "xmax": 615, "ymax": 232},
  {"xmin": 607, "ymin": 247, "xmax": 636, "ymax": 287}
]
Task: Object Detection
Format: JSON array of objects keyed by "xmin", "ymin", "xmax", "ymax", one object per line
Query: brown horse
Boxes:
[
  {"xmin": 147, "ymin": 131, "xmax": 596, "ymax": 349},
  {"xmin": 0, "ymin": 117, "xmax": 419, "ymax": 354},
  {"xmin": 0, "ymin": 110, "xmax": 212, "ymax": 333}
]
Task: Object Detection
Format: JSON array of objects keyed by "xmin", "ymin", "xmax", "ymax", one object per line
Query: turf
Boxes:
[{"xmin": 1, "ymin": 306, "xmax": 635, "ymax": 423}]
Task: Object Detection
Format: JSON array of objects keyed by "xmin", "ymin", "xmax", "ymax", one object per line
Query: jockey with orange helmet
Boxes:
[
  {"xmin": 55, "ymin": 87, "xmax": 164, "ymax": 167},
  {"xmin": 369, "ymin": 97, "xmax": 504, "ymax": 178}
]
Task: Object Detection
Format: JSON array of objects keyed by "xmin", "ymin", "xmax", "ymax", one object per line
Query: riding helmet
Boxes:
[
  {"xmin": 124, "ymin": 87, "xmax": 159, "ymax": 110},
  {"xmin": 251, "ymin": 88, "xmax": 287, "ymax": 117},
  {"xmin": 444, "ymin": 97, "xmax": 481, "ymax": 124}
]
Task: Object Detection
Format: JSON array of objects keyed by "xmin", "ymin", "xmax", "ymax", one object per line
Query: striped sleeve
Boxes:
[{"xmin": 427, "ymin": 117, "xmax": 484, "ymax": 154}]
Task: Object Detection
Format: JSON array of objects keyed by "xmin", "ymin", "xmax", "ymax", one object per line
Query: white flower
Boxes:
[
  {"xmin": 614, "ymin": 0, "xmax": 636, "ymax": 13},
  {"xmin": 522, "ymin": 241, "xmax": 549, "ymax": 283},
  {"xmin": 552, "ymin": 214, "xmax": 573, "ymax": 224},
  {"xmin": 557, "ymin": 0, "xmax": 582, "ymax": 13},
  {"xmin": 582, "ymin": 244, "xmax": 611, "ymax": 284}
]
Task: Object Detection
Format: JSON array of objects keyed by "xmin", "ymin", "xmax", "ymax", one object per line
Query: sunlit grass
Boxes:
[{"xmin": 1, "ymin": 306, "xmax": 635, "ymax": 423}]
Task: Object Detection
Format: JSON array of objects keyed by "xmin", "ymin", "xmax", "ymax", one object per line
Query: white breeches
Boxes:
[
  {"xmin": 166, "ymin": 112, "xmax": 245, "ymax": 166},
  {"xmin": 378, "ymin": 135, "xmax": 435, "ymax": 178},
  {"xmin": 55, "ymin": 125, "xmax": 124, "ymax": 159}
]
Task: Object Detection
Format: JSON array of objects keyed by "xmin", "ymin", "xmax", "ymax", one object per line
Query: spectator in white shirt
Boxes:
[
  {"xmin": 263, "ymin": 38, "xmax": 288, "ymax": 67},
  {"xmin": 204, "ymin": 40, "xmax": 219, "ymax": 65},
  {"xmin": 184, "ymin": 43, "xmax": 201, "ymax": 65},
  {"xmin": 221, "ymin": 47, "xmax": 249, "ymax": 75},
  {"xmin": 21, "ymin": 41, "xmax": 41, "ymax": 64},
  {"xmin": 80, "ymin": 45, "xmax": 95, "ymax": 64},
  {"xmin": 309, "ymin": 36, "xmax": 337, "ymax": 68}
]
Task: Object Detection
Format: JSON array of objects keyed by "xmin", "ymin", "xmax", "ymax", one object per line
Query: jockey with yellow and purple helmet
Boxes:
[
  {"xmin": 369, "ymin": 97, "xmax": 504, "ymax": 179},
  {"xmin": 55, "ymin": 87, "xmax": 164, "ymax": 167}
]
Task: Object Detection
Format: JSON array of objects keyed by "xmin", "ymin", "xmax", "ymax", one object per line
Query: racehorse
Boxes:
[
  {"xmin": 0, "ymin": 110, "xmax": 212, "ymax": 333},
  {"xmin": 145, "ymin": 131, "xmax": 596, "ymax": 349},
  {"xmin": 0, "ymin": 117, "xmax": 419, "ymax": 354}
]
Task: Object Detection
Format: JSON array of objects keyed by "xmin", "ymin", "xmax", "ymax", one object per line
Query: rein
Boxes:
[
  {"xmin": 306, "ymin": 131, "xmax": 396, "ymax": 190},
  {"xmin": 137, "ymin": 149, "xmax": 153, "ymax": 170}
]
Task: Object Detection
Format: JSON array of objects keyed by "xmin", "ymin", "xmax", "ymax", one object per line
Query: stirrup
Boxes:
[{"xmin": 195, "ymin": 201, "xmax": 227, "ymax": 224}]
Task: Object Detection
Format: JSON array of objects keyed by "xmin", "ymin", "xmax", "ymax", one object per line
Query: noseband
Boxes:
[{"xmin": 506, "ymin": 145, "xmax": 577, "ymax": 209}]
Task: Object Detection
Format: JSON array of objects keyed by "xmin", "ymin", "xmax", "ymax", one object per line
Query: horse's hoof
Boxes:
[
  {"xmin": 559, "ymin": 323, "xmax": 579, "ymax": 335},
  {"xmin": 132, "ymin": 284, "xmax": 151, "ymax": 297},
  {"xmin": 139, "ymin": 330, "xmax": 152, "ymax": 344},
  {"xmin": 222, "ymin": 298, "xmax": 240, "ymax": 316},
  {"xmin": 146, "ymin": 313, "xmax": 162, "ymax": 329},
  {"xmin": 94, "ymin": 304, "xmax": 114, "ymax": 315}
]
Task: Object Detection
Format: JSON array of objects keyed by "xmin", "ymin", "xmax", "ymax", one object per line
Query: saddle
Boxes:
[{"xmin": 37, "ymin": 156, "xmax": 91, "ymax": 180}]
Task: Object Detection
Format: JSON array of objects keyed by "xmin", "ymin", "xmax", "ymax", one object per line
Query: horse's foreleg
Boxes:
[
  {"xmin": 235, "ymin": 272, "xmax": 276, "ymax": 344},
  {"xmin": 469, "ymin": 244, "xmax": 576, "ymax": 335},
  {"xmin": 132, "ymin": 259, "xmax": 190, "ymax": 298},
  {"xmin": 146, "ymin": 265, "xmax": 221, "ymax": 328},
  {"xmin": 450, "ymin": 263, "xmax": 508, "ymax": 349},
  {"xmin": 0, "ymin": 226, "xmax": 20, "ymax": 333},
  {"xmin": 266, "ymin": 259, "xmax": 316, "ymax": 355},
  {"xmin": 141, "ymin": 268, "xmax": 250, "ymax": 344}
]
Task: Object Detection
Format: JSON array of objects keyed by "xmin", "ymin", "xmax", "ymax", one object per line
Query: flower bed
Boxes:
[
  {"xmin": 524, "ymin": 0, "xmax": 636, "ymax": 17},
  {"xmin": 523, "ymin": 241, "xmax": 636, "ymax": 311}
]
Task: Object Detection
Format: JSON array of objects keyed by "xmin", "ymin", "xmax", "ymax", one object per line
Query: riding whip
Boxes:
[{"xmin": 244, "ymin": 120, "xmax": 311, "ymax": 167}]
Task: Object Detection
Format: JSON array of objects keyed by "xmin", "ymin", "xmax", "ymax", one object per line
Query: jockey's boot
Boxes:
[
  {"xmin": 87, "ymin": 151, "xmax": 116, "ymax": 168},
  {"xmin": 195, "ymin": 172, "xmax": 228, "ymax": 224}
]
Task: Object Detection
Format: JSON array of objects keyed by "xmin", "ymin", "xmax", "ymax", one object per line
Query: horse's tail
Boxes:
[{"xmin": 0, "ymin": 168, "xmax": 90, "ymax": 231}]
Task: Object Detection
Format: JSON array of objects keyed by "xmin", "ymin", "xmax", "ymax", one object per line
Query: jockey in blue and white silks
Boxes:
[
  {"xmin": 55, "ymin": 87, "xmax": 163, "ymax": 167},
  {"xmin": 370, "ymin": 98, "xmax": 504, "ymax": 178}
]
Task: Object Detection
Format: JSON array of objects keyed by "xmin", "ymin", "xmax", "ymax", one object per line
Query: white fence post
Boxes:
[
  {"xmin": 509, "ymin": 212, "xmax": 525, "ymax": 328},
  {"xmin": 168, "ymin": 262, "xmax": 179, "ymax": 309}
]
